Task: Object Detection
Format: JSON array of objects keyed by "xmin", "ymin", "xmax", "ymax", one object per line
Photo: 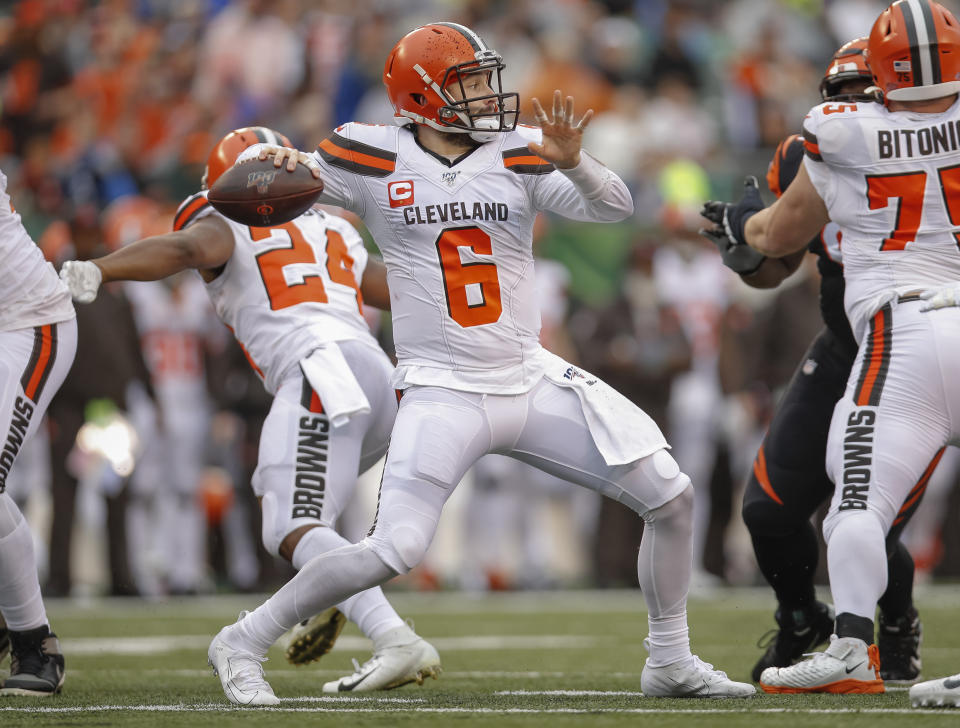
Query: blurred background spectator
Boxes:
[{"xmin": 4, "ymin": 0, "xmax": 959, "ymax": 597}]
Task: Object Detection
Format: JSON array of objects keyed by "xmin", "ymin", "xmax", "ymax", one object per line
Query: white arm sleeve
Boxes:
[{"xmin": 532, "ymin": 152, "xmax": 634, "ymax": 221}]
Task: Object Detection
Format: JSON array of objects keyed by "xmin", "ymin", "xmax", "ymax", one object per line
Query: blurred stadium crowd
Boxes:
[{"xmin": 3, "ymin": 0, "xmax": 960, "ymax": 598}]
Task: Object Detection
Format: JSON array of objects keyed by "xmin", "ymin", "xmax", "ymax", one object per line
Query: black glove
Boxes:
[{"xmin": 699, "ymin": 176, "xmax": 767, "ymax": 276}]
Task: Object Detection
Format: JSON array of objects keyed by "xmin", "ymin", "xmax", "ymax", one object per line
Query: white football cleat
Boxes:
[
  {"xmin": 759, "ymin": 635, "xmax": 883, "ymax": 694},
  {"xmin": 641, "ymin": 655, "xmax": 756, "ymax": 698},
  {"xmin": 910, "ymin": 673, "xmax": 960, "ymax": 708},
  {"xmin": 285, "ymin": 607, "xmax": 347, "ymax": 665},
  {"xmin": 208, "ymin": 612, "xmax": 280, "ymax": 706},
  {"xmin": 322, "ymin": 628, "xmax": 441, "ymax": 693}
]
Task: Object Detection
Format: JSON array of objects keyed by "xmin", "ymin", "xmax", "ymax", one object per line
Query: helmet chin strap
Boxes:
[{"xmin": 468, "ymin": 117, "xmax": 500, "ymax": 143}]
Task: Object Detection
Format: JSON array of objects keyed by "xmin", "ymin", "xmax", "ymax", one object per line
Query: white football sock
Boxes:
[
  {"xmin": 291, "ymin": 526, "xmax": 404, "ymax": 642},
  {"xmin": 826, "ymin": 511, "xmax": 888, "ymax": 620},
  {"xmin": 231, "ymin": 540, "xmax": 396, "ymax": 656},
  {"xmin": 0, "ymin": 493, "xmax": 47, "ymax": 631},
  {"xmin": 638, "ymin": 484, "xmax": 694, "ymax": 668}
]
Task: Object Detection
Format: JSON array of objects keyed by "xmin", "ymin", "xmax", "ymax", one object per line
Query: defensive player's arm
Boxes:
[
  {"xmin": 94, "ymin": 215, "xmax": 235, "ymax": 283},
  {"xmin": 360, "ymin": 257, "xmax": 391, "ymax": 310},
  {"xmin": 739, "ymin": 249, "xmax": 808, "ymax": 289},
  {"xmin": 744, "ymin": 164, "xmax": 829, "ymax": 257}
]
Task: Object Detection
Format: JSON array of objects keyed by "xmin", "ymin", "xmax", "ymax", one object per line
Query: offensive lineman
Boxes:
[
  {"xmin": 702, "ymin": 0, "xmax": 960, "ymax": 694},
  {"xmin": 705, "ymin": 39, "xmax": 923, "ymax": 684},
  {"xmin": 59, "ymin": 127, "xmax": 440, "ymax": 700},
  {"xmin": 0, "ymin": 168, "xmax": 75, "ymax": 696},
  {"xmin": 203, "ymin": 22, "xmax": 755, "ymax": 704}
]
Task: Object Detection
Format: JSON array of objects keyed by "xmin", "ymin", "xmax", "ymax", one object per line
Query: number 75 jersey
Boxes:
[
  {"xmin": 173, "ymin": 194, "xmax": 375, "ymax": 395},
  {"xmin": 802, "ymin": 99, "xmax": 960, "ymax": 343},
  {"xmin": 304, "ymin": 122, "xmax": 631, "ymax": 394}
]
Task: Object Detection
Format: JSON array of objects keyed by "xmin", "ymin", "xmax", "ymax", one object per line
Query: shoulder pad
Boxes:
[
  {"xmin": 173, "ymin": 191, "xmax": 213, "ymax": 232},
  {"xmin": 317, "ymin": 123, "xmax": 398, "ymax": 178},
  {"xmin": 500, "ymin": 126, "xmax": 556, "ymax": 174}
]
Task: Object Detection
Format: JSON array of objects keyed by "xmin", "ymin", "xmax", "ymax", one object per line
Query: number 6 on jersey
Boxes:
[{"xmin": 436, "ymin": 226, "xmax": 502, "ymax": 327}]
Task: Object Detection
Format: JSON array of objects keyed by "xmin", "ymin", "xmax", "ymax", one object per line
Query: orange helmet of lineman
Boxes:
[
  {"xmin": 202, "ymin": 127, "xmax": 293, "ymax": 189},
  {"xmin": 383, "ymin": 22, "xmax": 519, "ymax": 141},
  {"xmin": 866, "ymin": 0, "xmax": 960, "ymax": 102},
  {"xmin": 819, "ymin": 37, "xmax": 876, "ymax": 101}
]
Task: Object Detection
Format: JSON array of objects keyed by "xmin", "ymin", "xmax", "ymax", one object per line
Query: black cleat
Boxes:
[
  {"xmin": 751, "ymin": 601, "xmax": 834, "ymax": 683},
  {"xmin": 1, "ymin": 626, "xmax": 65, "ymax": 696},
  {"xmin": 878, "ymin": 606, "xmax": 922, "ymax": 682}
]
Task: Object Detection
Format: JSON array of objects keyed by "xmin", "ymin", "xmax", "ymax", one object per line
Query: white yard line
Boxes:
[
  {"xmin": 0, "ymin": 704, "xmax": 945, "ymax": 715},
  {"xmin": 62, "ymin": 634, "xmax": 611, "ymax": 655}
]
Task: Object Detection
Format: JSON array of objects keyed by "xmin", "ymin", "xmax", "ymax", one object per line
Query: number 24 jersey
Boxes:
[
  {"xmin": 172, "ymin": 195, "xmax": 374, "ymax": 396},
  {"xmin": 302, "ymin": 122, "xmax": 631, "ymax": 394}
]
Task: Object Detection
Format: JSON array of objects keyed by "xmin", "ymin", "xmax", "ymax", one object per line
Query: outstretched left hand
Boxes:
[{"xmin": 528, "ymin": 90, "xmax": 593, "ymax": 170}]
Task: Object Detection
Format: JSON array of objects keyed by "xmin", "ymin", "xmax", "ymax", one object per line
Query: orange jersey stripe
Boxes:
[
  {"xmin": 856, "ymin": 308, "xmax": 887, "ymax": 406},
  {"xmin": 173, "ymin": 197, "xmax": 209, "ymax": 231},
  {"xmin": 318, "ymin": 138, "xmax": 395, "ymax": 172},
  {"xmin": 803, "ymin": 138, "xmax": 820, "ymax": 156},
  {"xmin": 503, "ymin": 154, "xmax": 550, "ymax": 167},
  {"xmin": 23, "ymin": 325, "xmax": 53, "ymax": 400},
  {"xmin": 894, "ymin": 448, "xmax": 944, "ymax": 525},
  {"xmin": 753, "ymin": 445, "xmax": 783, "ymax": 506}
]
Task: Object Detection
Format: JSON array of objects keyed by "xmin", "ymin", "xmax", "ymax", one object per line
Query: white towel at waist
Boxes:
[
  {"xmin": 299, "ymin": 344, "xmax": 370, "ymax": 428},
  {"xmin": 539, "ymin": 350, "xmax": 668, "ymax": 466}
]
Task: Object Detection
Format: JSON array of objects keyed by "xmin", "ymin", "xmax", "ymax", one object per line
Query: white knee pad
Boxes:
[
  {"xmin": 367, "ymin": 524, "xmax": 430, "ymax": 575},
  {"xmin": 618, "ymin": 449, "xmax": 691, "ymax": 516},
  {"xmin": 365, "ymin": 501, "xmax": 438, "ymax": 575}
]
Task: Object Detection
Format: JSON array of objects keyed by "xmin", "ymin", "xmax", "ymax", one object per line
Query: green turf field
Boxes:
[{"xmin": 1, "ymin": 586, "xmax": 958, "ymax": 727}]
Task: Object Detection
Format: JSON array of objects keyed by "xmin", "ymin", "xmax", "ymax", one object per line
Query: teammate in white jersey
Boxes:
[
  {"xmin": 208, "ymin": 22, "xmax": 755, "ymax": 704},
  {"xmin": 59, "ymin": 127, "xmax": 440, "ymax": 702},
  {"xmin": 126, "ymin": 275, "xmax": 217, "ymax": 595},
  {"xmin": 702, "ymin": 0, "xmax": 960, "ymax": 695},
  {"xmin": 0, "ymin": 169, "xmax": 75, "ymax": 696}
]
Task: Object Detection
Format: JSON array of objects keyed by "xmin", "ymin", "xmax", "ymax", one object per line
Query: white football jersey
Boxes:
[
  {"xmin": 803, "ymin": 98, "xmax": 960, "ymax": 342},
  {"xmin": 126, "ymin": 276, "xmax": 216, "ymax": 430},
  {"xmin": 288, "ymin": 123, "xmax": 631, "ymax": 393},
  {"xmin": 0, "ymin": 170, "xmax": 74, "ymax": 332},
  {"xmin": 172, "ymin": 192, "xmax": 375, "ymax": 395}
]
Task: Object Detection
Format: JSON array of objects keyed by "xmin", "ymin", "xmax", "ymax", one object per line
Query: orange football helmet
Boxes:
[
  {"xmin": 867, "ymin": 0, "xmax": 960, "ymax": 102},
  {"xmin": 819, "ymin": 37, "xmax": 876, "ymax": 101},
  {"xmin": 383, "ymin": 22, "xmax": 518, "ymax": 141},
  {"xmin": 202, "ymin": 127, "xmax": 293, "ymax": 188}
]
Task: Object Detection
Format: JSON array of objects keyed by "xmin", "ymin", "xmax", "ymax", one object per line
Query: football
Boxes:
[{"xmin": 207, "ymin": 156, "xmax": 324, "ymax": 227}]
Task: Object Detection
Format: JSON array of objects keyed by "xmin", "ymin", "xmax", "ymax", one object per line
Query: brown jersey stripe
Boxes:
[
  {"xmin": 854, "ymin": 304, "xmax": 892, "ymax": 406},
  {"xmin": 324, "ymin": 133, "xmax": 396, "ymax": 162},
  {"xmin": 20, "ymin": 324, "xmax": 57, "ymax": 402},
  {"xmin": 802, "ymin": 127, "xmax": 823, "ymax": 161},
  {"xmin": 892, "ymin": 447, "xmax": 944, "ymax": 528},
  {"xmin": 503, "ymin": 148, "xmax": 555, "ymax": 175},
  {"xmin": 318, "ymin": 139, "xmax": 395, "ymax": 177},
  {"xmin": 317, "ymin": 142, "xmax": 395, "ymax": 170},
  {"xmin": 173, "ymin": 194, "xmax": 211, "ymax": 231},
  {"xmin": 752, "ymin": 442, "xmax": 784, "ymax": 506}
]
